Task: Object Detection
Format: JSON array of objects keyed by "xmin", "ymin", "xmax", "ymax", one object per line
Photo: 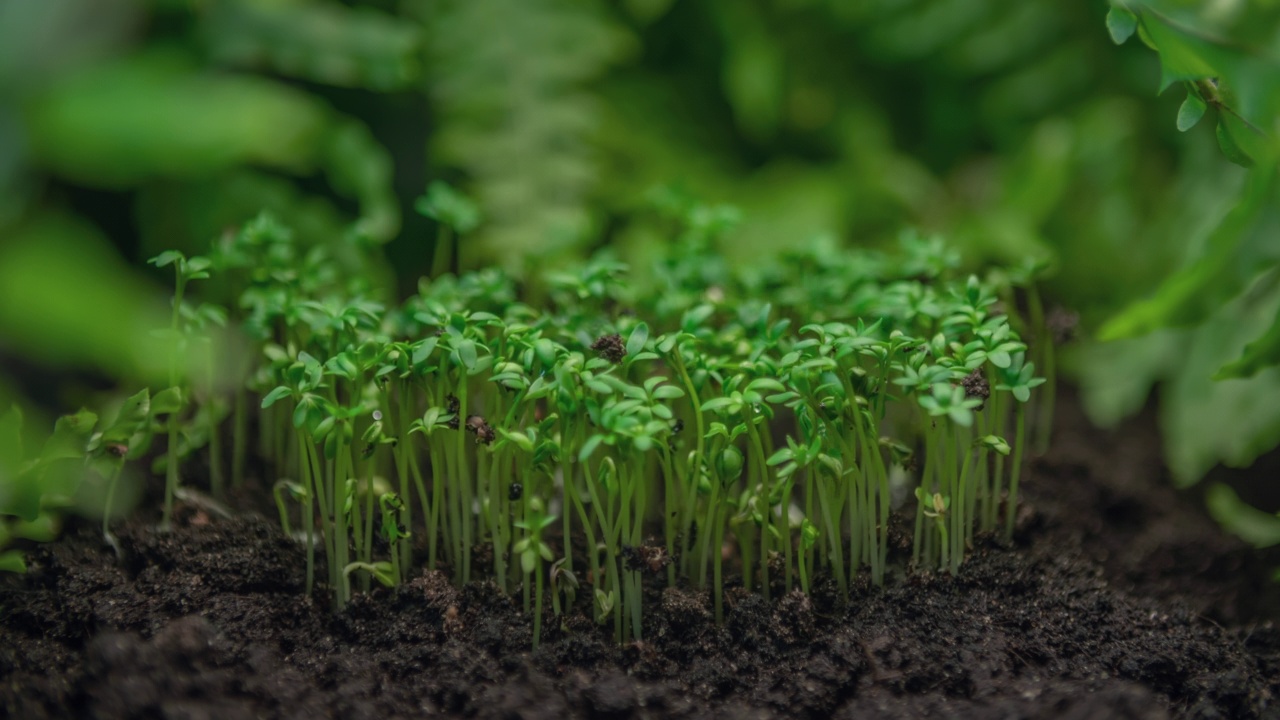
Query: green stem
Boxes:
[
  {"xmin": 914, "ymin": 423, "xmax": 934, "ymax": 567},
  {"xmin": 160, "ymin": 272, "xmax": 185, "ymax": 532},
  {"xmin": 780, "ymin": 477, "xmax": 794, "ymax": 592},
  {"xmin": 333, "ymin": 441, "xmax": 352, "ymax": 609},
  {"xmin": 672, "ymin": 351, "xmax": 705, "ymax": 571},
  {"xmin": 396, "ymin": 383, "xmax": 414, "ymax": 578},
  {"xmin": 298, "ymin": 430, "xmax": 320, "ymax": 599},
  {"xmin": 533, "ymin": 555, "xmax": 545, "ymax": 649},
  {"xmin": 207, "ymin": 342, "xmax": 223, "ymax": 499},
  {"xmin": 232, "ymin": 387, "xmax": 247, "ymax": 489},
  {"xmin": 952, "ymin": 443, "xmax": 973, "ymax": 576},
  {"xmin": 457, "ymin": 379, "xmax": 472, "ymax": 584},
  {"xmin": 361, "ymin": 448, "xmax": 376, "ymax": 592},
  {"xmin": 102, "ymin": 461, "xmax": 125, "ymax": 551},
  {"xmin": 489, "ymin": 450, "xmax": 506, "ymax": 593},
  {"xmin": 660, "ymin": 446, "xmax": 677, "ymax": 587},
  {"xmin": 745, "ymin": 415, "xmax": 771, "ymax": 602},
  {"xmin": 1005, "ymin": 402, "xmax": 1027, "ymax": 542},
  {"xmin": 432, "ymin": 225, "xmax": 454, "ymax": 278},
  {"xmin": 713, "ymin": 501, "xmax": 727, "ymax": 623}
]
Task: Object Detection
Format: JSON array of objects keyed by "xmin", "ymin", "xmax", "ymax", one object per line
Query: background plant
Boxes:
[{"xmin": 1094, "ymin": 1, "xmax": 1280, "ymax": 548}]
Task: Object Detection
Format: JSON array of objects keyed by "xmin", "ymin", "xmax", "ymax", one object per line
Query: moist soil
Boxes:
[{"xmin": 2, "ymin": 388, "xmax": 1279, "ymax": 720}]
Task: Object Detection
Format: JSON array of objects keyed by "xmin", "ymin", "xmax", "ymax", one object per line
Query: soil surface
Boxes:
[{"xmin": 2, "ymin": 388, "xmax": 1279, "ymax": 719}]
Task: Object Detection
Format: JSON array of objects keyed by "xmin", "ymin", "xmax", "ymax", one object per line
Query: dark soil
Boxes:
[{"xmin": 3, "ymin": 389, "xmax": 1279, "ymax": 719}]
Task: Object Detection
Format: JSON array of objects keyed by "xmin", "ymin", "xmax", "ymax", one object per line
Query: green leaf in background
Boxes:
[
  {"xmin": 626, "ymin": 322, "xmax": 650, "ymax": 358},
  {"xmin": 1206, "ymin": 484, "xmax": 1280, "ymax": 548},
  {"xmin": 1216, "ymin": 307, "xmax": 1280, "ymax": 380},
  {"xmin": 1126, "ymin": 2, "xmax": 1280, "ymax": 164},
  {"xmin": 1163, "ymin": 284, "xmax": 1280, "ymax": 485},
  {"xmin": 423, "ymin": 0, "xmax": 631, "ymax": 267},
  {"xmin": 27, "ymin": 53, "xmax": 329, "ymax": 185},
  {"xmin": 148, "ymin": 250, "xmax": 184, "ymax": 268},
  {"xmin": 1097, "ymin": 169, "xmax": 1275, "ymax": 341},
  {"xmin": 0, "ymin": 409, "xmax": 101, "ymax": 520},
  {"xmin": 716, "ymin": 1, "xmax": 785, "ymax": 143},
  {"xmin": 1215, "ymin": 117, "xmax": 1255, "ymax": 168},
  {"xmin": 97, "ymin": 389, "xmax": 151, "ymax": 447},
  {"xmin": 415, "ymin": 181, "xmax": 480, "ymax": 235},
  {"xmin": 1106, "ymin": 4, "xmax": 1138, "ymax": 45},
  {"xmin": 24, "ymin": 52, "xmax": 399, "ymax": 243},
  {"xmin": 151, "ymin": 388, "xmax": 186, "ymax": 416},
  {"xmin": 1176, "ymin": 89, "xmax": 1206, "ymax": 132},
  {"xmin": 0, "ymin": 406, "xmax": 22, "ymax": 471},
  {"xmin": 39, "ymin": 409, "xmax": 98, "ymax": 466},
  {"xmin": 0, "ymin": 551, "xmax": 26, "ymax": 574},
  {"xmin": 1141, "ymin": 13, "xmax": 1218, "ymax": 93},
  {"xmin": 203, "ymin": 0, "xmax": 422, "ymax": 91},
  {"xmin": 0, "ymin": 215, "xmax": 180, "ymax": 384}
]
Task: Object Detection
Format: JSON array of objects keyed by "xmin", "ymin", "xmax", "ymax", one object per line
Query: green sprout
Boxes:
[
  {"xmin": 512, "ymin": 499, "xmax": 556, "ymax": 649},
  {"xmin": 415, "ymin": 180, "xmax": 480, "ymax": 278},
  {"xmin": 88, "ymin": 213, "xmax": 1050, "ymax": 637},
  {"xmin": 148, "ymin": 249, "xmax": 212, "ymax": 531}
]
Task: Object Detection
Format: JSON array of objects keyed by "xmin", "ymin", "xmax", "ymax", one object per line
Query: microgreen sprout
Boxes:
[
  {"xmin": 148, "ymin": 250, "xmax": 211, "ymax": 530},
  {"xmin": 109, "ymin": 210, "xmax": 1047, "ymax": 641},
  {"xmin": 415, "ymin": 181, "xmax": 480, "ymax": 278},
  {"xmin": 512, "ymin": 499, "xmax": 556, "ymax": 648}
]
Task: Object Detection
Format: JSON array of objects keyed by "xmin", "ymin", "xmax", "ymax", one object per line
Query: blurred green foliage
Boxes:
[{"xmin": 0, "ymin": 0, "xmax": 1278, "ymax": 533}]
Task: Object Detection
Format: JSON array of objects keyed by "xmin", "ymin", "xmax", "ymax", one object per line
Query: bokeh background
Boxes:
[{"xmin": 1, "ymin": 0, "xmax": 1278, "ymax": 530}]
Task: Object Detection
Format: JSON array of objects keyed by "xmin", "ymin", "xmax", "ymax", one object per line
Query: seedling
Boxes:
[
  {"xmin": 415, "ymin": 181, "xmax": 480, "ymax": 278},
  {"xmin": 121, "ymin": 212, "xmax": 1045, "ymax": 642},
  {"xmin": 148, "ymin": 250, "xmax": 212, "ymax": 531},
  {"xmin": 549, "ymin": 556, "xmax": 579, "ymax": 627},
  {"xmin": 512, "ymin": 500, "xmax": 556, "ymax": 648}
]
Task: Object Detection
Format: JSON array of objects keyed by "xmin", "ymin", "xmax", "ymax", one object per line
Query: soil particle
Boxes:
[
  {"xmin": 591, "ymin": 334, "xmax": 626, "ymax": 364},
  {"xmin": 960, "ymin": 368, "xmax": 991, "ymax": 407},
  {"xmin": 2, "ymin": 388, "xmax": 1278, "ymax": 719}
]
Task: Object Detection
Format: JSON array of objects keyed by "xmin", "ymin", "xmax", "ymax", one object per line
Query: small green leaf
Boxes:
[
  {"xmin": 800, "ymin": 519, "xmax": 819, "ymax": 550},
  {"xmin": 1215, "ymin": 306, "xmax": 1280, "ymax": 380},
  {"xmin": 456, "ymin": 339, "xmax": 478, "ymax": 370},
  {"xmin": 151, "ymin": 387, "xmax": 185, "ymax": 415},
  {"xmin": 184, "ymin": 256, "xmax": 212, "ymax": 276},
  {"xmin": 39, "ymin": 409, "xmax": 98, "ymax": 465},
  {"xmin": 979, "ymin": 435, "xmax": 1011, "ymax": 456},
  {"xmin": 1106, "ymin": 5, "xmax": 1137, "ymax": 45},
  {"xmin": 651, "ymin": 385, "xmax": 685, "ymax": 400},
  {"xmin": 700, "ymin": 397, "xmax": 734, "ymax": 413},
  {"xmin": 626, "ymin": 322, "xmax": 650, "ymax": 357},
  {"xmin": 148, "ymin": 250, "xmax": 184, "ymax": 268},
  {"xmin": 261, "ymin": 386, "xmax": 292, "ymax": 409},
  {"xmin": 99, "ymin": 389, "xmax": 150, "ymax": 446},
  {"xmin": 1176, "ymin": 91, "xmax": 1207, "ymax": 132},
  {"xmin": 578, "ymin": 434, "xmax": 605, "ymax": 461},
  {"xmin": 0, "ymin": 405, "xmax": 23, "ymax": 468},
  {"xmin": 1216, "ymin": 117, "xmax": 1254, "ymax": 168},
  {"xmin": 501, "ymin": 430, "xmax": 535, "ymax": 453},
  {"xmin": 1206, "ymin": 484, "xmax": 1280, "ymax": 548},
  {"xmin": 0, "ymin": 550, "xmax": 27, "ymax": 574},
  {"xmin": 746, "ymin": 378, "xmax": 785, "ymax": 394},
  {"xmin": 10, "ymin": 513, "xmax": 58, "ymax": 542},
  {"xmin": 411, "ymin": 337, "xmax": 440, "ymax": 366}
]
